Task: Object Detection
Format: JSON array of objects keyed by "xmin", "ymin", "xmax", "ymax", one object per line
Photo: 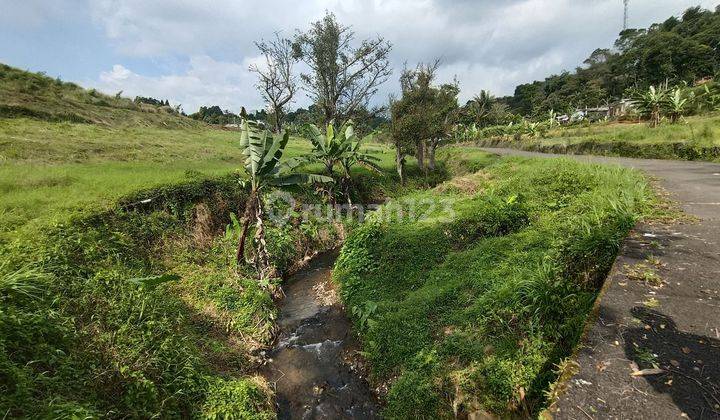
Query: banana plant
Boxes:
[
  {"xmin": 305, "ymin": 121, "xmax": 381, "ymax": 203},
  {"xmin": 305, "ymin": 121, "xmax": 353, "ymax": 176},
  {"xmin": 632, "ymin": 85, "xmax": 669, "ymax": 127},
  {"xmin": 667, "ymin": 87, "xmax": 689, "ymax": 124},
  {"xmin": 338, "ymin": 127, "xmax": 383, "ymax": 204},
  {"xmin": 701, "ymin": 84, "xmax": 720, "ymax": 112},
  {"xmin": 236, "ymin": 118, "xmax": 332, "ymax": 277},
  {"xmin": 547, "ymin": 109, "xmax": 558, "ymax": 128}
]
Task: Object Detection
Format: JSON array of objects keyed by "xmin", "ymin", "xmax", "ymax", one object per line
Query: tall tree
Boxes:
[
  {"xmin": 293, "ymin": 12, "xmax": 392, "ymax": 125},
  {"xmin": 250, "ymin": 33, "xmax": 297, "ymax": 133},
  {"xmin": 391, "ymin": 61, "xmax": 458, "ymax": 174}
]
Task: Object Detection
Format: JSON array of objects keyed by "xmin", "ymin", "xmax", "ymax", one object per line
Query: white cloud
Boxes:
[
  {"xmin": 91, "ymin": 55, "xmax": 264, "ymax": 113},
  {"xmin": 80, "ymin": 0, "xmax": 720, "ymax": 111}
]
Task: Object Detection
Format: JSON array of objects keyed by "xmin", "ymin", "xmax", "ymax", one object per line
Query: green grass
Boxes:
[
  {"xmin": 0, "ymin": 98, "xmax": 430, "ymax": 418},
  {"xmin": 0, "ymin": 63, "xmax": 201, "ymax": 128},
  {"xmin": 0, "ymin": 117, "xmax": 412, "ymax": 240},
  {"xmin": 0, "ymin": 61, "xmax": 660, "ymax": 417},
  {"xmin": 0, "ymin": 173, "xmax": 351, "ymax": 418},
  {"xmin": 334, "ymin": 149, "xmax": 654, "ymax": 417},
  {"xmin": 475, "ymin": 114, "xmax": 720, "ymax": 161}
]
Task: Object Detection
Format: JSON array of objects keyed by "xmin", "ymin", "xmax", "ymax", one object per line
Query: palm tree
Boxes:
[
  {"xmin": 236, "ymin": 118, "xmax": 331, "ymax": 277},
  {"xmin": 472, "ymin": 90, "xmax": 494, "ymax": 127}
]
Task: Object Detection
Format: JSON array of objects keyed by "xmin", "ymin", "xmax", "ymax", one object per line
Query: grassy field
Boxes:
[
  {"xmin": 475, "ymin": 114, "xmax": 720, "ymax": 161},
  {"xmin": 335, "ymin": 147, "xmax": 655, "ymax": 417},
  {"xmin": 0, "ymin": 117, "xmax": 321, "ymax": 242}
]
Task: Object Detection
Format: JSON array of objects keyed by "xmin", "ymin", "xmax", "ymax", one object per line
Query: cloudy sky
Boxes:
[{"xmin": 1, "ymin": 0, "xmax": 717, "ymax": 113}]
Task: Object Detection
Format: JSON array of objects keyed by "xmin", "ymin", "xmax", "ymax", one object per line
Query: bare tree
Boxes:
[
  {"xmin": 293, "ymin": 12, "xmax": 392, "ymax": 126},
  {"xmin": 250, "ymin": 33, "xmax": 297, "ymax": 133}
]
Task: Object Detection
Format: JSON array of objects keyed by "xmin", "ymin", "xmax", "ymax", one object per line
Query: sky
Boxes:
[{"xmin": 1, "ymin": 0, "xmax": 718, "ymax": 114}]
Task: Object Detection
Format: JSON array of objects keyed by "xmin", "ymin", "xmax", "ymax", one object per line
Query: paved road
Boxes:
[{"xmin": 482, "ymin": 149, "xmax": 720, "ymax": 419}]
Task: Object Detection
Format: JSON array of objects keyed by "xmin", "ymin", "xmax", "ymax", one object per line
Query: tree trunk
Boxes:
[
  {"xmin": 395, "ymin": 145, "xmax": 405, "ymax": 185},
  {"xmin": 236, "ymin": 190, "xmax": 256, "ymax": 264},
  {"xmin": 428, "ymin": 141, "xmax": 437, "ymax": 171},
  {"xmin": 343, "ymin": 175, "xmax": 353, "ymax": 205},
  {"xmin": 253, "ymin": 194, "xmax": 275, "ymax": 279},
  {"xmin": 274, "ymin": 113, "xmax": 282, "ymax": 134},
  {"xmin": 416, "ymin": 140, "xmax": 425, "ymax": 172}
]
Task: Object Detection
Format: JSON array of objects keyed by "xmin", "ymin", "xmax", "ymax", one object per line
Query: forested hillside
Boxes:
[{"xmin": 503, "ymin": 6, "xmax": 720, "ymax": 116}]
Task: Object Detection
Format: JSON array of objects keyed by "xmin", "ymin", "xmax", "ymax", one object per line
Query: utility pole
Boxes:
[{"xmin": 623, "ymin": 0, "xmax": 630, "ymax": 30}]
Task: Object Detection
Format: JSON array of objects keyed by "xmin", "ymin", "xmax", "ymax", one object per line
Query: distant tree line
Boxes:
[
  {"xmin": 134, "ymin": 96, "xmax": 171, "ymax": 107},
  {"xmin": 499, "ymin": 6, "xmax": 720, "ymax": 117}
]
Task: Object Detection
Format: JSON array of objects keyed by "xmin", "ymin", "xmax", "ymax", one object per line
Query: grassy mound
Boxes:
[
  {"xmin": 0, "ymin": 63, "xmax": 200, "ymax": 128},
  {"xmin": 474, "ymin": 115, "xmax": 720, "ymax": 162},
  {"xmin": 334, "ymin": 150, "xmax": 654, "ymax": 417}
]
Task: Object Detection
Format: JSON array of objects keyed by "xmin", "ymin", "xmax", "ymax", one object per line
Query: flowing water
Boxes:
[{"xmin": 260, "ymin": 251, "xmax": 380, "ymax": 419}]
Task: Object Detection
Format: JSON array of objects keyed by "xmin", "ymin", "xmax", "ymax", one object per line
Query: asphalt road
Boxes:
[{"xmin": 482, "ymin": 148, "xmax": 720, "ymax": 419}]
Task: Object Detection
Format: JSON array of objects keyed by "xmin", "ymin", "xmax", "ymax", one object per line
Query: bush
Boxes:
[{"xmin": 335, "ymin": 156, "xmax": 651, "ymax": 417}]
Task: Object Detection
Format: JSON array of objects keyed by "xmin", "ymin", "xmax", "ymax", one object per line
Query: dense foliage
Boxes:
[
  {"xmin": 334, "ymin": 151, "xmax": 653, "ymax": 417},
  {"xmin": 390, "ymin": 63, "xmax": 460, "ymax": 180},
  {"xmin": 502, "ymin": 6, "xmax": 720, "ymax": 116}
]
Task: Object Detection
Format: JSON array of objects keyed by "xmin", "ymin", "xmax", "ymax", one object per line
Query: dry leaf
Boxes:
[{"xmin": 632, "ymin": 368, "xmax": 666, "ymax": 377}]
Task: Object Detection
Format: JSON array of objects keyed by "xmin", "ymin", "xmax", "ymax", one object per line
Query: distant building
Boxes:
[{"xmin": 608, "ymin": 99, "xmax": 635, "ymax": 118}]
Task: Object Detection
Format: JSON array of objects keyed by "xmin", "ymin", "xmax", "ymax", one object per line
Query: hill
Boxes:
[
  {"xmin": 0, "ymin": 63, "xmax": 201, "ymax": 128},
  {"xmin": 0, "ymin": 63, "xmax": 322, "ymax": 241},
  {"xmin": 502, "ymin": 6, "xmax": 720, "ymax": 116}
]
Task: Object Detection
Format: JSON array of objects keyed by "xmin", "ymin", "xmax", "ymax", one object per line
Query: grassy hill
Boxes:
[
  {"xmin": 0, "ymin": 63, "xmax": 201, "ymax": 128},
  {"xmin": 0, "ymin": 64, "xmax": 328, "ymax": 242}
]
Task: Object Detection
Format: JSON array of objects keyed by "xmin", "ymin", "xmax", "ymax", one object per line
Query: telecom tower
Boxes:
[{"xmin": 623, "ymin": 0, "xmax": 630, "ymax": 30}]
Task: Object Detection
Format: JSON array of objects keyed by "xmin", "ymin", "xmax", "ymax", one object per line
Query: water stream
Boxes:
[{"xmin": 260, "ymin": 251, "xmax": 380, "ymax": 419}]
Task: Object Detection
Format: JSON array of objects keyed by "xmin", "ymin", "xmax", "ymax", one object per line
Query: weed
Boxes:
[
  {"xmin": 633, "ymin": 346, "xmax": 659, "ymax": 368},
  {"xmin": 625, "ymin": 263, "xmax": 663, "ymax": 286}
]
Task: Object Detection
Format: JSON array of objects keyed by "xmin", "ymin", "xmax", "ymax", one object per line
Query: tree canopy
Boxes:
[{"xmin": 502, "ymin": 6, "xmax": 720, "ymax": 117}]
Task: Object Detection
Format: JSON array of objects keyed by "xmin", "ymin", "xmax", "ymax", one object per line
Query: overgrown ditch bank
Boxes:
[
  {"xmin": 0, "ymin": 160, "xmax": 451, "ymax": 417},
  {"xmin": 334, "ymin": 149, "xmax": 657, "ymax": 418},
  {"xmin": 1, "ymin": 150, "xmax": 658, "ymax": 418}
]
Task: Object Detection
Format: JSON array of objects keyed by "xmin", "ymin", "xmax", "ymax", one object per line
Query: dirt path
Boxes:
[
  {"xmin": 260, "ymin": 251, "xmax": 380, "ymax": 419},
  {"xmin": 482, "ymin": 148, "xmax": 720, "ymax": 419}
]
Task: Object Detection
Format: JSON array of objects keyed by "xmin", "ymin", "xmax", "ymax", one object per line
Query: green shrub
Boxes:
[{"xmin": 335, "ymin": 156, "xmax": 652, "ymax": 417}]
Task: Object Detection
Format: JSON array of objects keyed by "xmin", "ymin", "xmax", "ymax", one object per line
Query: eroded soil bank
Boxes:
[{"xmin": 260, "ymin": 251, "xmax": 380, "ymax": 419}]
